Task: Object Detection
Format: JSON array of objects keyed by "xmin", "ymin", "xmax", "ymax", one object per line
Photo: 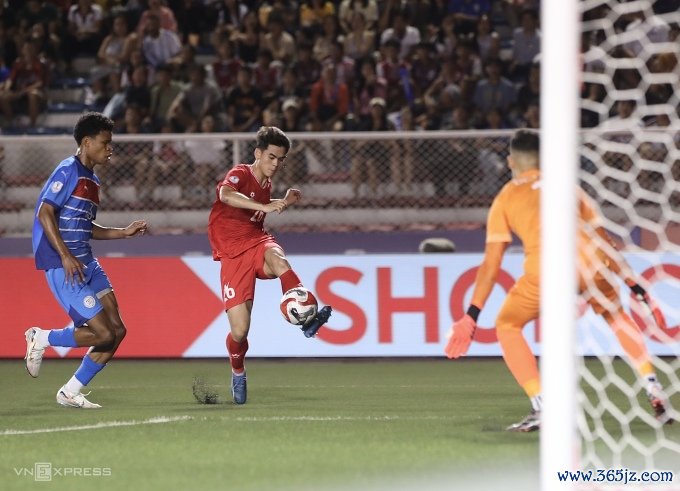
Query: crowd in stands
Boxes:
[
  {"xmin": 0, "ymin": 1, "xmax": 677, "ymax": 134},
  {"xmin": 0, "ymin": 0, "xmax": 549, "ymax": 132},
  {"xmin": 0, "ymin": 1, "xmax": 677, "ymax": 206}
]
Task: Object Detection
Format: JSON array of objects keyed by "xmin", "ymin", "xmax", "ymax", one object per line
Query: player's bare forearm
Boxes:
[
  {"xmin": 219, "ymin": 187, "xmax": 267, "ymax": 211},
  {"xmin": 37, "ymin": 203, "xmax": 72, "ymax": 259},
  {"xmin": 470, "ymin": 241, "xmax": 508, "ymax": 309},
  {"xmin": 92, "ymin": 220, "xmax": 147, "ymax": 240}
]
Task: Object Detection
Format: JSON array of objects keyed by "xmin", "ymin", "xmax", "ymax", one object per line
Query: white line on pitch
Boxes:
[
  {"xmin": 228, "ymin": 415, "xmax": 452, "ymax": 422},
  {"xmin": 0, "ymin": 415, "xmax": 193, "ymax": 436}
]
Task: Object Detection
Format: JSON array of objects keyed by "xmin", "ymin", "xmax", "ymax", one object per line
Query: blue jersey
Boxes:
[{"xmin": 32, "ymin": 155, "xmax": 100, "ymax": 270}]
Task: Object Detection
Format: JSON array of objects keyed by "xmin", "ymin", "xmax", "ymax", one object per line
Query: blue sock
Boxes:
[
  {"xmin": 48, "ymin": 327, "xmax": 78, "ymax": 347},
  {"xmin": 74, "ymin": 355, "xmax": 106, "ymax": 386}
]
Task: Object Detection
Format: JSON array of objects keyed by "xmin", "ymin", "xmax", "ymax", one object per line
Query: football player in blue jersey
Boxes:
[{"xmin": 25, "ymin": 112, "xmax": 147, "ymax": 408}]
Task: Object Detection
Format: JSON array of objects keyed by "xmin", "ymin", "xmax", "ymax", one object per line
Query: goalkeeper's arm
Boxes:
[{"xmin": 445, "ymin": 241, "xmax": 507, "ymax": 359}]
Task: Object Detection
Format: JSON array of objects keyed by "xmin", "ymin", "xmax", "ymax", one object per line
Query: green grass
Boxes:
[
  {"xmin": 0, "ymin": 359, "xmax": 539, "ymax": 491},
  {"xmin": 2, "ymin": 358, "xmax": 678, "ymax": 491}
]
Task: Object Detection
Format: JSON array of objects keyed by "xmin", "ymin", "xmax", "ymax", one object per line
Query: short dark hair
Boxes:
[
  {"xmin": 255, "ymin": 126, "xmax": 291, "ymax": 153},
  {"xmin": 73, "ymin": 112, "xmax": 114, "ymax": 145},
  {"xmin": 510, "ymin": 129, "xmax": 539, "ymax": 154}
]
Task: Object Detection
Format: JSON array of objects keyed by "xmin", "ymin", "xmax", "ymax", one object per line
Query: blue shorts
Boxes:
[{"xmin": 45, "ymin": 259, "xmax": 113, "ymax": 327}]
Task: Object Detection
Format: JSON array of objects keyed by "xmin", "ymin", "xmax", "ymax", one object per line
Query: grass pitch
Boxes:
[{"xmin": 1, "ymin": 358, "xmax": 541, "ymax": 491}]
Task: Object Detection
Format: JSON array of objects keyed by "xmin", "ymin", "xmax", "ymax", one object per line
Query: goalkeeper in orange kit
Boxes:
[{"xmin": 445, "ymin": 129, "xmax": 672, "ymax": 432}]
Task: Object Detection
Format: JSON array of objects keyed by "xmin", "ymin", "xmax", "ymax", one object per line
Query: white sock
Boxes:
[
  {"xmin": 36, "ymin": 329, "xmax": 51, "ymax": 348},
  {"xmin": 530, "ymin": 395, "xmax": 543, "ymax": 412},
  {"xmin": 64, "ymin": 376, "xmax": 84, "ymax": 394}
]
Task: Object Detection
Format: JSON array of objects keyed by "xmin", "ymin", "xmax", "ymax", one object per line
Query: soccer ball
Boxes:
[{"xmin": 280, "ymin": 288, "xmax": 318, "ymax": 326}]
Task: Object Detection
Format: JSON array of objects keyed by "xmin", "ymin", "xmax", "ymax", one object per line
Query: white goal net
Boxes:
[{"xmin": 577, "ymin": 0, "xmax": 680, "ymax": 479}]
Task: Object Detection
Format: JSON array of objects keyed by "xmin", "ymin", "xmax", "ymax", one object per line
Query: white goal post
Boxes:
[
  {"xmin": 542, "ymin": 1, "xmax": 680, "ymax": 489},
  {"xmin": 540, "ymin": 0, "xmax": 580, "ymax": 489}
]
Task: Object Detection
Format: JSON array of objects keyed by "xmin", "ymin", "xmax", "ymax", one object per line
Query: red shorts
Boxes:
[{"xmin": 219, "ymin": 240, "xmax": 280, "ymax": 311}]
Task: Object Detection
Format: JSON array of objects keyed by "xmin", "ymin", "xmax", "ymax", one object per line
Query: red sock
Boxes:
[
  {"xmin": 279, "ymin": 269, "xmax": 302, "ymax": 294},
  {"xmin": 226, "ymin": 333, "xmax": 248, "ymax": 374}
]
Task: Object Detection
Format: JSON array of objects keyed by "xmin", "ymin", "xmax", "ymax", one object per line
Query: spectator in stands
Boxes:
[
  {"xmin": 516, "ymin": 62, "xmax": 539, "ymax": 115},
  {"xmin": 520, "ymin": 101, "xmax": 540, "ymax": 129},
  {"xmin": 433, "ymin": 13, "xmax": 459, "ymax": 59},
  {"xmin": 172, "ymin": 44, "xmax": 198, "ymax": 83},
  {"xmin": 424, "ymin": 59, "xmax": 463, "ymax": 111},
  {"xmin": 260, "ymin": 10, "xmax": 295, "ymax": 64},
  {"xmin": 0, "ymin": 2, "xmax": 17, "ymax": 36},
  {"xmin": 175, "ymin": 0, "xmax": 210, "ymax": 47},
  {"xmin": 63, "ymin": 0, "xmax": 103, "ymax": 73},
  {"xmin": 350, "ymin": 97, "xmax": 396, "ymax": 198},
  {"xmin": 326, "ymin": 41, "xmax": 355, "ymax": 87},
  {"xmin": 299, "ymin": 0, "xmax": 336, "ymax": 32},
  {"xmin": 252, "ymin": 49, "xmax": 280, "ymax": 105},
  {"xmin": 229, "ymin": 10, "xmax": 260, "ymax": 64},
  {"xmin": 140, "ymin": 13, "xmax": 182, "ymax": 69},
  {"xmin": 377, "ymin": 38, "xmax": 413, "ymax": 111},
  {"xmin": 263, "ymin": 66, "xmax": 305, "ymax": 125},
  {"xmin": 212, "ymin": 37, "xmax": 242, "ymax": 95},
  {"xmin": 168, "ymin": 63, "xmax": 222, "ymax": 132},
  {"xmin": 145, "ymin": 63, "xmax": 181, "ymax": 131},
  {"xmin": 452, "ymin": 39, "xmax": 483, "ymax": 81},
  {"xmin": 258, "ymin": 0, "xmax": 297, "ymax": 32},
  {"xmin": 380, "ymin": 9, "xmax": 421, "ymax": 61},
  {"xmin": 291, "ymin": 41, "xmax": 322, "ymax": 96},
  {"xmin": 447, "ymin": 0, "xmax": 491, "ymax": 35},
  {"xmin": 29, "ymin": 21, "xmax": 61, "ymax": 69},
  {"xmin": 410, "ymin": 42, "xmax": 439, "ymax": 99},
  {"xmin": 343, "ymin": 11, "xmax": 376, "ymax": 61},
  {"xmin": 475, "ymin": 14, "xmax": 499, "ymax": 62},
  {"xmin": 213, "ymin": 0, "xmax": 249, "ymax": 34},
  {"xmin": 0, "ymin": 20, "xmax": 17, "ymax": 72},
  {"xmin": 510, "ymin": 8, "xmax": 540, "ymax": 82},
  {"xmin": 18, "ymin": 1, "xmax": 61, "ymax": 37},
  {"xmin": 481, "ymin": 107, "xmax": 509, "ymax": 130},
  {"xmin": 351, "ymin": 56, "xmax": 387, "ymax": 127},
  {"xmin": 339, "ymin": 0, "xmax": 377, "ymax": 33},
  {"xmin": 118, "ymin": 105, "xmax": 151, "ymax": 134},
  {"xmin": 135, "ymin": 123, "xmax": 188, "ymax": 203},
  {"xmin": 276, "ymin": 99, "xmax": 309, "ymax": 190},
  {"xmin": 104, "ymin": 63, "xmax": 151, "ymax": 122},
  {"xmin": 136, "ymin": 0, "xmax": 178, "ymax": 35},
  {"xmin": 473, "ymin": 58, "xmax": 517, "ymax": 124},
  {"xmin": 0, "ymin": 39, "xmax": 48, "ymax": 127},
  {"xmin": 184, "ymin": 114, "xmax": 226, "ymax": 204},
  {"xmin": 225, "ymin": 65, "xmax": 263, "ymax": 132},
  {"xmin": 313, "ymin": 14, "xmax": 342, "ymax": 62},
  {"xmin": 309, "ymin": 62, "xmax": 349, "ymax": 131},
  {"xmin": 93, "ymin": 13, "xmax": 136, "ymax": 100}
]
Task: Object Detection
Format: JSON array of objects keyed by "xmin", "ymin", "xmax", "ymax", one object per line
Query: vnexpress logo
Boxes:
[{"xmin": 13, "ymin": 462, "xmax": 112, "ymax": 481}]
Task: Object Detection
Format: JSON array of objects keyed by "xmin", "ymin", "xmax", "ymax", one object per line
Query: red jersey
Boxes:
[{"xmin": 208, "ymin": 164, "xmax": 274, "ymax": 260}]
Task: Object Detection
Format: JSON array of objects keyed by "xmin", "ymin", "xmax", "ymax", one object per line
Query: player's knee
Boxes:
[
  {"xmin": 114, "ymin": 322, "xmax": 127, "ymax": 342},
  {"xmin": 496, "ymin": 321, "xmax": 522, "ymax": 342},
  {"xmin": 93, "ymin": 327, "xmax": 116, "ymax": 346}
]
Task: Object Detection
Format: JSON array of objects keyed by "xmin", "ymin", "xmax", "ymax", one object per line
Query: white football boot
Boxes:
[
  {"xmin": 56, "ymin": 386, "xmax": 102, "ymax": 409},
  {"xmin": 24, "ymin": 327, "xmax": 46, "ymax": 378}
]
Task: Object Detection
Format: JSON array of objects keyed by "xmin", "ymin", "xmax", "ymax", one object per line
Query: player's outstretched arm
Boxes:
[
  {"xmin": 92, "ymin": 220, "xmax": 148, "ymax": 240},
  {"xmin": 445, "ymin": 241, "xmax": 508, "ymax": 359}
]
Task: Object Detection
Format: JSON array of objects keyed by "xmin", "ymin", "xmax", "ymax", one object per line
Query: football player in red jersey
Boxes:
[{"xmin": 207, "ymin": 126, "xmax": 332, "ymax": 404}]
